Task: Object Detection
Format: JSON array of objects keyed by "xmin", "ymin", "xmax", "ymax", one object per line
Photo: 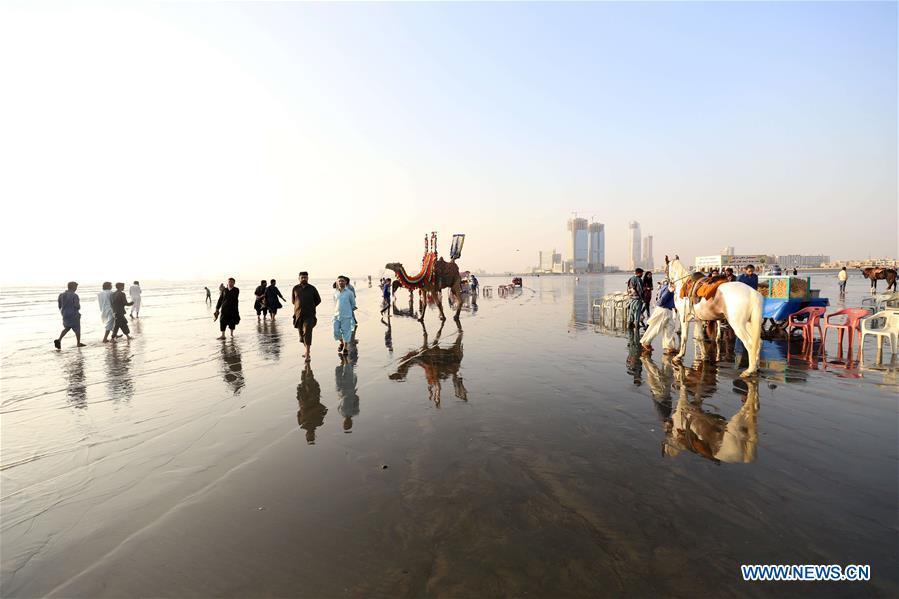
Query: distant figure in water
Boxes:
[
  {"xmin": 98, "ymin": 281, "xmax": 115, "ymax": 343},
  {"xmin": 793, "ymin": 267, "xmax": 798, "ymax": 276},
  {"xmin": 129, "ymin": 281, "xmax": 142, "ymax": 318},
  {"xmin": 205, "ymin": 286, "xmax": 212, "ymax": 304},
  {"xmin": 292, "ymin": 271, "xmax": 321, "ymax": 362},
  {"xmin": 265, "ymin": 279, "xmax": 287, "ymax": 321},
  {"xmin": 254, "ymin": 279, "xmax": 268, "ymax": 321},
  {"xmin": 55, "ymin": 281, "xmax": 85, "ymax": 349},
  {"xmin": 215, "ymin": 277, "xmax": 240, "ymax": 339},
  {"xmin": 111, "ymin": 282, "xmax": 134, "ymax": 341}
]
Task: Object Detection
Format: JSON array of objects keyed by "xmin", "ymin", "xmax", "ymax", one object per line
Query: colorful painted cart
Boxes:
[{"xmin": 758, "ymin": 276, "xmax": 829, "ymax": 336}]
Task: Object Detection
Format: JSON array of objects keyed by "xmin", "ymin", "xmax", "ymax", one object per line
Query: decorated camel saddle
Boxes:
[{"xmin": 680, "ymin": 273, "xmax": 729, "ymax": 303}]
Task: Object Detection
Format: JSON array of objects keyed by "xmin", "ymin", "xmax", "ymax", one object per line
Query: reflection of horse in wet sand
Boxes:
[
  {"xmin": 663, "ymin": 364, "xmax": 760, "ymax": 464},
  {"xmin": 389, "ymin": 320, "xmax": 467, "ymax": 407}
]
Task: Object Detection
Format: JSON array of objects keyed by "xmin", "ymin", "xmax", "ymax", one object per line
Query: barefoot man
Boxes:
[
  {"xmin": 54, "ymin": 281, "xmax": 86, "ymax": 349},
  {"xmin": 640, "ymin": 278, "xmax": 679, "ymax": 354},
  {"xmin": 214, "ymin": 277, "xmax": 241, "ymax": 339},
  {"xmin": 292, "ymin": 271, "xmax": 321, "ymax": 362}
]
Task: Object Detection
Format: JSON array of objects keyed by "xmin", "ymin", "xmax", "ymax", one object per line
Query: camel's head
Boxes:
[{"xmin": 385, "ymin": 262, "xmax": 403, "ymax": 274}]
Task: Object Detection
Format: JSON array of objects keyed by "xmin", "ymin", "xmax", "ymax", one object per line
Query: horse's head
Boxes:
[{"xmin": 385, "ymin": 262, "xmax": 403, "ymax": 274}]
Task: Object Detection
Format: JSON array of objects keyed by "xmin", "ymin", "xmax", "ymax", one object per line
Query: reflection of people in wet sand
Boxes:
[
  {"xmin": 663, "ymin": 369, "xmax": 759, "ymax": 464},
  {"xmin": 335, "ymin": 357, "xmax": 360, "ymax": 432},
  {"xmin": 106, "ymin": 341, "xmax": 134, "ymax": 400},
  {"xmin": 297, "ymin": 364, "xmax": 326, "ymax": 444},
  {"xmin": 389, "ymin": 320, "xmax": 467, "ymax": 407},
  {"xmin": 257, "ymin": 318, "xmax": 283, "ymax": 361},
  {"xmin": 64, "ymin": 352, "xmax": 87, "ymax": 408},
  {"xmin": 220, "ymin": 339, "xmax": 245, "ymax": 394},
  {"xmin": 381, "ymin": 317, "xmax": 393, "ymax": 353},
  {"xmin": 640, "ymin": 354, "xmax": 675, "ymax": 421},
  {"xmin": 626, "ymin": 328, "xmax": 643, "ymax": 385}
]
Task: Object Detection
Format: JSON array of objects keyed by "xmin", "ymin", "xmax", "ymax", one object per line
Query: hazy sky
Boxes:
[{"xmin": 1, "ymin": 1, "xmax": 895, "ymax": 283}]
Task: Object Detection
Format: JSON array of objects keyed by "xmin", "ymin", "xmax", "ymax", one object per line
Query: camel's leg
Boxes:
[
  {"xmin": 436, "ymin": 289, "xmax": 446, "ymax": 321},
  {"xmin": 453, "ymin": 283, "xmax": 463, "ymax": 320},
  {"xmin": 418, "ymin": 289, "xmax": 427, "ymax": 322}
]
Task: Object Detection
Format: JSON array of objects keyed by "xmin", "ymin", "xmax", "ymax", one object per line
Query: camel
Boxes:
[
  {"xmin": 861, "ymin": 267, "xmax": 897, "ymax": 293},
  {"xmin": 389, "ymin": 320, "xmax": 467, "ymax": 407},
  {"xmin": 386, "ymin": 256, "xmax": 463, "ymax": 322}
]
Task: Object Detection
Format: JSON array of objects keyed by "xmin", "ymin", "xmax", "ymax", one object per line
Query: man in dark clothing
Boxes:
[
  {"xmin": 736, "ymin": 264, "xmax": 759, "ymax": 290},
  {"xmin": 254, "ymin": 280, "xmax": 268, "ymax": 321},
  {"xmin": 292, "ymin": 271, "xmax": 322, "ymax": 362},
  {"xmin": 626, "ymin": 268, "xmax": 645, "ymax": 329},
  {"xmin": 265, "ymin": 279, "xmax": 287, "ymax": 321},
  {"xmin": 110, "ymin": 282, "xmax": 134, "ymax": 341},
  {"xmin": 215, "ymin": 277, "xmax": 240, "ymax": 339},
  {"xmin": 380, "ymin": 277, "xmax": 391, "ymax": 314}
]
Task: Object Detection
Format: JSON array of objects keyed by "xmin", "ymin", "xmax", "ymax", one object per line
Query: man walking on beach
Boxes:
[
  {"xmin": 129, "ymin": 281, "xmax": 142, "ymax": 318},
  {"xmin": 254, "ymin": 280, "xmax": 268, "ymax": 321},
  {"xmin": 214, "ymin": 277, "xmax": 240, "ymax": 339},
  {"xmin": 98, "ymin": 281, "xmax": 115, "ymax": 343},
  {"xmin": 55, "ymin": 281, "xmax": 85, "ymax": 349},
  {"xmin": 838, "ymin": 267, "xmax": 847, "ymax": 296},
  {"xmin": 111, "ymin": 282, "xmax": 134, "ymax": 341},
  {"xmin": 205, "ymin": 286, "xmax": 212, "ymax": 304},
  {"xmin": 334, "ymin": 276, "xmax": 357, "ymax": 355},
  {"xmin": 626, "ymin": 268, "xmax": 644, "ymax": 329},
  {"xmin": 381, "ymin": 277, "xmax": 392, "ymax": 314},
  {"xmin": 265, "ymin": 279, "xmax": 287, "ymax": 321},
  {"xmin": 293, "ymin": 271, "xmax": 321, "ymax": 362}
]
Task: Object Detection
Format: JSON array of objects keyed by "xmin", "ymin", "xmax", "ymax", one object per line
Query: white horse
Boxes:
[{"xmin": 666, "ymin": 256, "xmax": 764, "ymax": 377}]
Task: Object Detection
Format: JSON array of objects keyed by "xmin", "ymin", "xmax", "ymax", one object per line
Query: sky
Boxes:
[{"xmin": 0, "ymin": 1, "xmax": 896, "ymax": 284}]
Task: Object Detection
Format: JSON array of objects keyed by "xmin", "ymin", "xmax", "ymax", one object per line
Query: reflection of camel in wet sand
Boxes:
[
  {"xmin": 389, "ymin": 320, "xmax": 467, "ymax": 407},
  {"xmin": 297, "ymin": 364, "xmax": 326, "ymax": 444},
  {"xmin": 663, "ymin": 365, "xmax": 760, "ymax": 464}
]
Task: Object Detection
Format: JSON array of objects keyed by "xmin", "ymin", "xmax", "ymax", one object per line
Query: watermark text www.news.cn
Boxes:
[{"xmin": 741, "ymin": 564, "xmax": 871, "ymax": 582}]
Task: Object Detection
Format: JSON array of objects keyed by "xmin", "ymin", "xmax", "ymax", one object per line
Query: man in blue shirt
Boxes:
[
  {"xmin": 640, "ymin": 279, "xmax": 679, "ymax": 353},
  {"xmin": 736, "ymin": 264, "xmax": 759, "ymax": 290}
]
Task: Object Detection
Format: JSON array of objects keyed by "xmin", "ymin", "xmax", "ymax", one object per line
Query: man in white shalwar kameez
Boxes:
[
  {"xmin": 640, "ymin": 279, "xmax": 679, "ymax": 354},
  {"xmin": 129, "ymin": 281, "xmax": 142, "ymax": 318},
  {"xmin": 98, "ymin": 282, "xmax": 115, "ymax": 343}
]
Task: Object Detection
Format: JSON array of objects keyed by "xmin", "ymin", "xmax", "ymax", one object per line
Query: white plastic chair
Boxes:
[{"xmin": 859, "ymin": 309, "xmax": 899, "ymax": 358}]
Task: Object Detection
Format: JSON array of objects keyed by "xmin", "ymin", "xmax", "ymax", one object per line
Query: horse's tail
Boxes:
[{"xmin": 747, "ymin": 289, "xmax": 763, "ymax": 363}]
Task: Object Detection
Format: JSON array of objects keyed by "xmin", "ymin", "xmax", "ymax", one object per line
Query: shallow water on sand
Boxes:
[{"xmin": 1, "ymin": 274, "xmax": 897, "ymax": 597}]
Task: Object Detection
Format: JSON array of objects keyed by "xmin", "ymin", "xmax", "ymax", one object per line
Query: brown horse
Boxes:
[
  {"xmin": 861, "ymin": 267, "xmax": 897, "ymax": 292},
  {"xmin": 386, "ymin": 257, "xmax": 463, "ymax": 321}
]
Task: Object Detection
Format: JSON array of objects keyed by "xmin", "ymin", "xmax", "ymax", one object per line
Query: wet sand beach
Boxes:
[{"xmin": 1, "ymin": 275, "xmax": 897, "ymax": 597}]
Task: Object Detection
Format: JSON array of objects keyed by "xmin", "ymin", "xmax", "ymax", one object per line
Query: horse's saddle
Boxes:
[{"xmin": 680, "ymin": 274, "xmax": 728, "ymax": 302}]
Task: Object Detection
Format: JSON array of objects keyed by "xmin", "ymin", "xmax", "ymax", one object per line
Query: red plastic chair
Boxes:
[
  {"xmin": 822, "ymin": 308, "xmax": 870, "ymax": 351},
  {"xmin": 786, "ymin": 307, "xmax": 826, "ymax": 346}
]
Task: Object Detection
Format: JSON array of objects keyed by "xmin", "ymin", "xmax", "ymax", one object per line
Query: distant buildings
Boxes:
[
  {"xmin": 588, "ymin": 222, "xmax": 605, "ymax": 273},
  {"xmin": 695, "ymin": 254, "xmax": 773, "ymax": 272},
  {"xmin": 642, "ymin": 235, "xmax": 654, "ymax": 271},
  {"xmin": 567, "ymin": 218, "xmax": 588, "ymax": 273},
  {"xmin": 537, "ymin": 249, "xmax": 564, "ymax": 273},
  {"xmin": 723, "ymin": 246, "xmax": 735, "ymax": 256},
  {"xmin": 776, "ymin": 254, "xmax": 830, "ymax": 268},
  {"xmin": 627, "ymin": 221, "xmax": 641, "ymax": 271}
]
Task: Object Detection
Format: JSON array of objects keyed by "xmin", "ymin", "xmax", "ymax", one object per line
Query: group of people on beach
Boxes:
[
  {"xmin": 213, "ymin": 272, "xmax": 357, "ymax": 362},
  {"xmin": 54, "ymin": 281, "xmax": 141, "ymax": 349}
]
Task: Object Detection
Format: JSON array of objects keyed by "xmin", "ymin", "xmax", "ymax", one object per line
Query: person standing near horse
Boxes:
[
  {"xmin": 292, "ymin": 271, "xmax": 321, "ymax": 362},
  {"xmin": 737, "ymin": 264, "xmax": 758, "ymax": 290},
  {"xmin": 334, "ymin": 276, "xmax": 356, "ymax": 355},
  {"xmin": 838, "ymin": 267, "xmax": 847, "ymax": 296},
  {"xmin": 265, "ymin": 279, "xmax": 287, "ymax": 321},
  {"xmin": 626, "ymin": 268, "xmax": 645, "ymax": 329},
  {"xmin": 641, "ymin": 271, "xmax": 654, "ymax": 319},
  {"xmin": 640, "ymin": 278, "xmax": 679, "ymax": 354},
  {"xmin": 55, "ymin": 281, "xmax": 85, "ymax": 349},
  {"xmin": 214, "ymin": 277, "xmax": 240, "ymax": 339},
  {"xmin": 111, "ymin": 282, "xmax": 134, "ymax": 341}
]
